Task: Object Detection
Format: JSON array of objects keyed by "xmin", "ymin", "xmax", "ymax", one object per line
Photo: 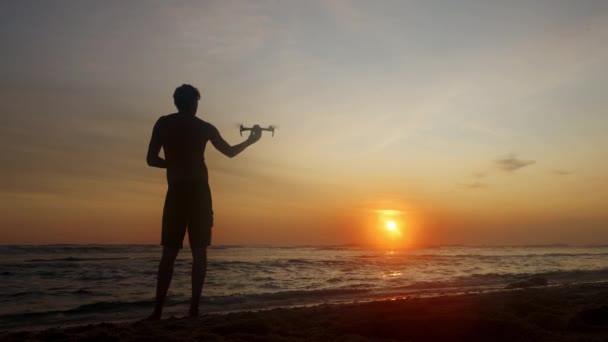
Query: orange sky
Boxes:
[{"xmin": 1, "ymin": 1, "xmax": 607, "ymax": 246}]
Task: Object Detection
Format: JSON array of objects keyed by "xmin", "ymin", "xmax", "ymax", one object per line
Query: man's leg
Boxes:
[
  {"xmin": 148, "ymin": 247, "xmax": 180, "ymax": 320},
  {"xmin": 189, "ymin": 247, "xmax": 207, "ymax": 317}
]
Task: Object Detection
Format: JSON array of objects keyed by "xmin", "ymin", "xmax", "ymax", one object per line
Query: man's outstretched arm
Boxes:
[
  {"xmin": 147, "ymin": 119, "xmax": 167, "ymax": 168},
  {"xmin": 210, "ymin": 124, "xmax": 261, "ymax": 158}
]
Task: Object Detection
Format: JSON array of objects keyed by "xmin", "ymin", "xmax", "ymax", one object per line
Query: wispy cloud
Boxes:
[
  {"xmin": 496, "ymin": 155, "xmax": 535, "ymax": 172},
  {"xmin": 472, "ymin": 172, "xmax": 486, "ymax": 179},
  {"xmin": 461, "ymin": 181, "xmax": 488, "ymax": 190},
  {"xmin": 552, "ymin": 169, "xmax": 572, "ymax": 176}
]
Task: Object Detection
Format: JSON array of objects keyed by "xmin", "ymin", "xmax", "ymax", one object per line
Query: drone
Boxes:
[{"xmin": 239, "ymin": 124, "xmax": 276, "ymax": 137}]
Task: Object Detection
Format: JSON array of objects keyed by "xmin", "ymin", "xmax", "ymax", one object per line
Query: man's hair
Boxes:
[{"xmin": 173, "ymin": 84, "xmax": 201, "ymax": 111}]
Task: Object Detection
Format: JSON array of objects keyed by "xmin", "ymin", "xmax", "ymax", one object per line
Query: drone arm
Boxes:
[{"xmin": 258, "ymin": 127, "xmax": 276, "ymax": 137}]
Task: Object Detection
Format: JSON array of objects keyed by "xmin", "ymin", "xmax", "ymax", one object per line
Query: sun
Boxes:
[{"xmin": 372, "ymin": 208, "xmax": 416, "ymax": 247}]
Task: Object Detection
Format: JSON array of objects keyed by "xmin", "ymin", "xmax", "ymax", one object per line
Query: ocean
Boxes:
[{"xmin": 2, "ymin": 244, "xmax": 608, "ymax": 332}]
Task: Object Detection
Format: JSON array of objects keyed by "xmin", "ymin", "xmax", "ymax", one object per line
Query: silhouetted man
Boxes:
[{"xmin": 146, "ymin": 84, "xmax": 261, "ymax": 319}]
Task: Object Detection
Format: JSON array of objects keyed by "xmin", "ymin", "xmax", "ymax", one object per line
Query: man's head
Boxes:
[{"xmin": 173, "ymin": 84, "xmax": 200, "ymax": 115}]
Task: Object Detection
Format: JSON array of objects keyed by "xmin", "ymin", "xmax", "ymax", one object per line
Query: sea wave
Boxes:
[
  {"xmin": 0, "ymin": 289, "xmax": 99, "ymax": 301},
  {"xmin": 0, "ymin": 288, "xmax": 373, "ymax": 324},
  {"xmin": 394, "ymin": 268, "xmax": 608, "ymax": 290},
  {"xmin": 25, "ymin": 257, "xmax": 131, "ymax": 263},
  {"xmin": 2, "ymin": 267, "xmax": 608, "ymax": 333},
  {"xmin": 0, "ymin": 299, "xmax": 153, "ymax": 323},
  {"xmin": 355, "ymin": 252, "xmax": 608, "ymax": 259},
  {"xmin": 3, "ymin": 245, "xmax": 608, "ymax": 332}
]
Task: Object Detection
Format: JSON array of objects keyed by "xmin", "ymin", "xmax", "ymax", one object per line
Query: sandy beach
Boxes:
[{"xmin": 5, "ymin": 282, "xmax": 608, "ymax": 341}]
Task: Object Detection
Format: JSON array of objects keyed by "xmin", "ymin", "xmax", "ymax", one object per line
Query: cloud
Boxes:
[
  {"xmin": 462, "ymin": 181, "xmax": 488, "ymax": 190},
  {"xmin": 552, "ymin": 169, "xmax": 572, "ymax": 176},
  {"xmin": 472, "ymin": 172, "xmax": 486, "ymax": 179},
  {"xmin": 496, "ymin": 155, "xmax": 535, "ymax": 172}
]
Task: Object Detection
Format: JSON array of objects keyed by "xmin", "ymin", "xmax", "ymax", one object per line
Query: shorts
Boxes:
[{"xmin": 161, "ymin": 181, "xmax": 213, "ymax": 248}]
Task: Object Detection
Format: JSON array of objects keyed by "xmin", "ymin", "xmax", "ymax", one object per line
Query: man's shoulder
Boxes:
[
  {"xmin": 156, "ymin": 115, "xmax": 217, "ymax": 133},
  {"xmin": 161, "ymin": 113, "xmax": 179, "ymax": 120},
  {"xmin": 197, "ymin": 119, "xmax": 217, "ymax": 132},
  {"xmin": 156, "ymin": 113, "xmax": 176, "ymax": 125}
]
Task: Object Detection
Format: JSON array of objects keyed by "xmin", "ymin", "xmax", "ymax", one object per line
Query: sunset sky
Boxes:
[{"xmin": 1, "ymin": 1, "xmax": 607, "ymax": 246}]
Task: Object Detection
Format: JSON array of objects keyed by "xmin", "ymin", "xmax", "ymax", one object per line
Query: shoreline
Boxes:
[
  {"xmin": 5, "ymin": 282, "xmax": 608, "ymax": 341},
  {"xmin": 0, "ymin": 281, "xmax": 567, "ymax": 334}
]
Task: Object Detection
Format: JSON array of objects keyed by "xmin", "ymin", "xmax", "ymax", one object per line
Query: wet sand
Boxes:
[{"xmin": 5, "ymin": 282, "xmax": 608, "ymax": 341}]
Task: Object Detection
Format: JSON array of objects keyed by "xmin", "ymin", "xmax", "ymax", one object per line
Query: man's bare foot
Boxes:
[
  {"xmin": 188, "ymin": 307, "xmax": 199, "ymax": 318},
  {"xmin": 145, "ymin": 311, "xmax": 161, "ymax": 321}
]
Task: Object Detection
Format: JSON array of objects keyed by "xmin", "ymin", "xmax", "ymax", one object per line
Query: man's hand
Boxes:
[
  {"xmin": 147, "ymin": 118, "xmax": 168, "ymax": 168},
  {"xmin": 247, "ymin": 125, "xmax": 263, "ymax": 145},
  {"xmin": 210, "ymin": 124, "xmax": 260, "ymax": 158}
]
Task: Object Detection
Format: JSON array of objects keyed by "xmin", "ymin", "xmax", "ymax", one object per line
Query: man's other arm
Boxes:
[
  {"xmin": 147, "ymin": 119, "xmax": 167, "ymax": 168},
  {"xmin": 209, "ymin": 124, "xmax": 261, "ymax": 158}
]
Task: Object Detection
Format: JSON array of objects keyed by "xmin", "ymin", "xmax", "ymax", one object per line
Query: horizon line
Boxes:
[{"xmin": 1, "ymin": 243, "xmax": 607, "ymax": 248}]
